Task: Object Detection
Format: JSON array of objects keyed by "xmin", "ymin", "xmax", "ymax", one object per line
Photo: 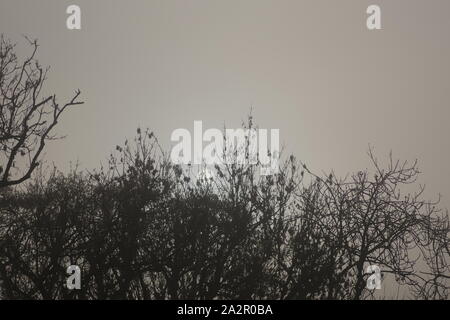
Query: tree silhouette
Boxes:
[
  {"xmin": 0, "ymin": 124, "xmax": 448, "ymax": 300},
  {"xmin": 0, "ymin": 36, "xmax": 448, "ymax": 300},
  {"xmin": 0, "ymin": 35, "xmax": 83, "ymax": 189}
]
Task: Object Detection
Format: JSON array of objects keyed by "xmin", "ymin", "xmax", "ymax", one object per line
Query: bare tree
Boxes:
[
  {"xmin": 0, "ymin": 121, "xmax": 448, "ymax": 300},
  {"xmin": 0, "ymin": 35, "xmax": 83, "ymax": 189},
  {"xmin": 299, "ymin": 149, "xmax": 449, "ymax": 299}
]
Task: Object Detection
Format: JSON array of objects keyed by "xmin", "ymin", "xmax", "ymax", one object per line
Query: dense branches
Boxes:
[
  {"xmin": 0, "ymin": 128, "xmax": 448, "ymax": 299},
  {"xmin": 0, "ymin": 35, "xmax": 447, "ymax": 300}
]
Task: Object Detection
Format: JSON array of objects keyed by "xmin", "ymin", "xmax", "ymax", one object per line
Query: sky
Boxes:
[{"xmin": 1, "ymin": 0, "xmax": 450, "ymax": 213}]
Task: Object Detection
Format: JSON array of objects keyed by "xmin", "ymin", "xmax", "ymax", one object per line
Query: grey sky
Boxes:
[{"xmin": 1, "ymin": 0, "xmax": 450, "ymax": 212}]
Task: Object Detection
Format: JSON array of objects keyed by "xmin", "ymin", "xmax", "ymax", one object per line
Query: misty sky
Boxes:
[{"xmin": 1, "ymin": 0, "xmax": 450, "ymax": 211}]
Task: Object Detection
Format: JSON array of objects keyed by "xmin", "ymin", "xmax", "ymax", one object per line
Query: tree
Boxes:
[
  {"xmin": 0, "ymin": 35, "xmax": 83, "ymax": 189},
  {"xmin": 298, "ymin": 149, "xmax": 449, "ymax": 299},
  {"xmin": 0, "ymin": 122, "xmax": 448, "ymax": 300}
]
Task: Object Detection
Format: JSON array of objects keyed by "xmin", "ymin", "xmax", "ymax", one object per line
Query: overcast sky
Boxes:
[{"xmin": 1, "ymin": 0, "xmax": 450, "ymax": 211}]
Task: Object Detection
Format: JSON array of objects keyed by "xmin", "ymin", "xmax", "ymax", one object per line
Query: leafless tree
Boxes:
[
  {"xmin": 0, "ymin": 121, "xmax": 448, "ymax": 300},
  {"xmin": 298, "ymin": 149, "xmax": 449, "ymax": 299},
  {"xmin": 0, "ymin": 35, "xmax": 83, "ymax": 189}
]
